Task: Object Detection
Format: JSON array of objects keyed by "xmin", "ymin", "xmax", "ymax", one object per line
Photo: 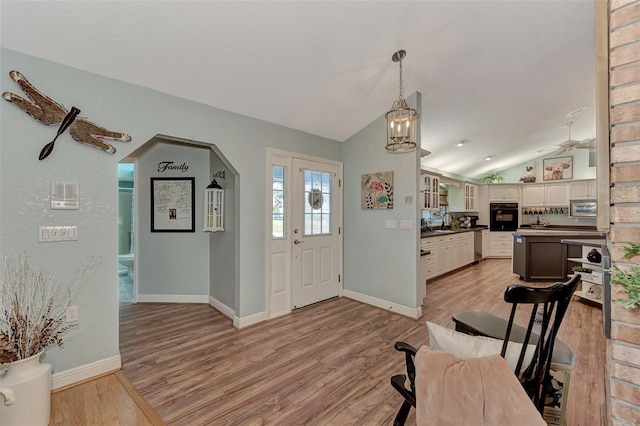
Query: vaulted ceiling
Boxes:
[{"xmin": 1, "ymin": 1, "xmax": 596, "ymax": 179}]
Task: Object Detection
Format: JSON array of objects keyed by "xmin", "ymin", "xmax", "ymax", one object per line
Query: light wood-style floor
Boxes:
[
  {"xmin": 53, "ymin": 258, "xmax": 606, "ymax": 425},
  {"xmin": 50, "ymin": 371, "xmax": 163, "ymax": 425}
]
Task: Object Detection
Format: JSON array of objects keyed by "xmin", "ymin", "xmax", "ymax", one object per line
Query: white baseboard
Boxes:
[
  {"xmin": 209, "ymin": 296, "xmax": 235, "ymax": 319},
  {"xmin": 233, "ymin": 311, "xmax": 267, "ymax": 329},
  {"xmin": 342, "ymin": 289, "xmax": 421, "ymax": 319},
  {"xmin": 137, "ymin": 294, "xmax": 209, "ymax": 303},
  {"xmin": 52, "ymin": 355, "xmax": 121, "ymax": 390}
]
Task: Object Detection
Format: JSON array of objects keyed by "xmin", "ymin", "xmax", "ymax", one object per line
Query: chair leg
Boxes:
[{"xmin": 393, "ymin": 400, "xmax": 412, "ymax": 426}]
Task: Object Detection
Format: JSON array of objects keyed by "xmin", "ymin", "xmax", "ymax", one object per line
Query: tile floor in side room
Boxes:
[{"xmin": 119, "ymin": 274, "xmax": 134, "ymax": 303}]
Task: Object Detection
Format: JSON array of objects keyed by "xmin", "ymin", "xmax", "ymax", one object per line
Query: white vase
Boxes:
[{"xmin": 0, "ymin": 351, "xmax": 52, "ymax": 426}]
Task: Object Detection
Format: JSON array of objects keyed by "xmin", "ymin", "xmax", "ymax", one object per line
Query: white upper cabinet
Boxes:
[
  {"xmin": 546, "ymin": 184, "xmax": 568, "ymax": 205},
  {"xmin": 522, "ymin": 185, "xmax": 545, "ymax": 205},
  {"xmin": 488, "ymin": 184, "xmax": 519, "ymax": 202},
  {"xmin": 569, "ymin": 180, "xmax": 597, "ymax": 200},
  {"xmin": 421, "ymin": 173, "xmax": 440, "ymax": 211},
  {"xmin": 464, "ymin": 183, "xmax": 478, "ymax": 211},
  {"xmin": 522, "ymin": 183, "xmax": 567, "ymax": 206}
]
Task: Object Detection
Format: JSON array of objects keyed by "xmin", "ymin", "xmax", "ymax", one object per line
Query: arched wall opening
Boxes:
[{"xmin": 120, "ymin": 134, "xmax": 239, "ymax": 315}]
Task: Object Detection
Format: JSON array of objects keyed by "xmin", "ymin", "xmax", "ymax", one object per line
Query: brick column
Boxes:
[{"xmin": 608, "ymin": 0, "xmax": 640, "ymax": 423}]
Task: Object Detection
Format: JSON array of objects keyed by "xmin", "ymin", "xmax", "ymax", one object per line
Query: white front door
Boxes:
[{"xmin": 291, "ymin": 158, "xmax": 341, "ymax": 309}]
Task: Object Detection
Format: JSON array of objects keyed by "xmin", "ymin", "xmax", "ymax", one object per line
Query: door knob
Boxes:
[{"xmin": 293, "ymin": 239, "xmax": 303, "ymax": 245}]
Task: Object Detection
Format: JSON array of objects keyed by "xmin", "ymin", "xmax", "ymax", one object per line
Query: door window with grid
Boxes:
[
  {"xmin": 303, "ymin": 169, "xmax": 332, "ymax": 236},
  {"xmin": 272, "ymin": 166, "xmax": 285, "ymax": 239}
]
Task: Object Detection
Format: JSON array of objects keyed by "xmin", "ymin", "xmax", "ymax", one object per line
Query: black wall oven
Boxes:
[{"xmin": 490, "ymin": 203, "xmax": 519, "ymax": 231}]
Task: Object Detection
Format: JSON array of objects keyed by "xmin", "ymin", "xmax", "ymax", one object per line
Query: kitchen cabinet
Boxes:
[
  {"xmin": 488, "ymin": 231, "xmax": 513, "ymax": 257},
  {"xmin": 464, "ymin": 183, "xmax": 478, "ymax": 211},
  {"xmin": 421, "ymin": 173, "xmax": 440, "ymax": 211},
  {"xmin": 546, "ymin": 184, "xmax": 568, "ymax": 205},
  {"xmin": 421, "ymin": 232, "xmax": 474, "ymax": 279},
  {"xmin": 522, "ymin": 185, "xmax": 544, "ymax": 205},
  {"xmin": 568, "ymin": 243, "xmax": 604, "ymax": 305},
  {"xmin": 421, "ymin": 237, "xmax": 440, "ymax": 279},
  {"xmin": 512, "ymin": 234, "xmax": 567, "ymax": 281},
  {"xmin": 460, "ymin": 234, "xmax": 475, "ymax": 265},
  {"xmin": 488, "ymin": 184, "xmax": 519, "ymax": 202},
  {"xmin": 481, "ymin": 229, "xmax": 490, "ymax": 259},
  {"xmin": 569, "ymin": 180, "xmax": 597, "ymax": 200},
  {"xmin": 512, "ymin": 232, "xmax": 605, "ymax": 282},
  {"xmin": 521, "ymin": 183, "xmax": 568, "ymax": 206},
  {"xmin": 419, "ymin": 245, "xmax": 429, "ymax": 305}
]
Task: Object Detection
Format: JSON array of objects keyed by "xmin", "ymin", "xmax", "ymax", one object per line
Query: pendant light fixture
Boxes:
[{"xmin": 385, "ymin": 50, "xmax": 418, "ymax": 153}]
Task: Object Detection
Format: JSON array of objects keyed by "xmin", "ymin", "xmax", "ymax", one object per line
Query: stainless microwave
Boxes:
[{"xmin": 569, "ymin": 199, "xmax": 597, "ymax": 217}]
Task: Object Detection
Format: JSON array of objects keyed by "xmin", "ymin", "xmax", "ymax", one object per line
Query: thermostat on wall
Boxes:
[{"xmin": 51, "ymin": 182, "xmax": 79, "ymax": 210}]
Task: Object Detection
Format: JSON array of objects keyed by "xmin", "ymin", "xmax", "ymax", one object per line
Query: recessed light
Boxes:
[
  {"xmin": 485, "ymin": 156, "xmax": 493, "ymax": 161},
  {"xmin": 566, "ymin": 106, "xmax": 587, "ymax": 118},
  {"xmin": 456, "ymin": 139, "xmax": 470, "ymax": 147}
]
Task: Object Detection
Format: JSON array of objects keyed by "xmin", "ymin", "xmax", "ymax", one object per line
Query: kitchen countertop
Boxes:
[
  {"xmin": 560, "ymin": 238, "xmax": 606, "ymax": 248},
  {"xmin": 422, "ymin": 226, "xmax": 605, "ymax": 238},
  {"xmin": 421, "ymin": 225, "xmax": 488, "ymax": 238},
  {"xmin": 514, "ymin": 229, "xmax": 607, "ymax": 237}
]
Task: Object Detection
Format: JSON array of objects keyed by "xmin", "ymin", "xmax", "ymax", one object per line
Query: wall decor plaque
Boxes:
[
  {"xmin": 543, "ymin": 156, "xmax": 573, "ymax": 181},
  {"xmin": 151, "ymin": 177, "xmax": 195, "ymax": 232},
  {"xmin": 361, "ymin": 171, "xmax": 393, "ymax": 209}
]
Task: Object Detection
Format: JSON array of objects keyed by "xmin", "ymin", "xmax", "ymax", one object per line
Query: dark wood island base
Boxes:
[{"xmin": 512, "ymin": 230, "xmax": 605, "ymax": 282}]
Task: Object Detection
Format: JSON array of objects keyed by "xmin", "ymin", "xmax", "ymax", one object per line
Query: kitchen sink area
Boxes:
[{"xmin": 421, "ymin": 226, "xmax": 486, "ymax": 237}]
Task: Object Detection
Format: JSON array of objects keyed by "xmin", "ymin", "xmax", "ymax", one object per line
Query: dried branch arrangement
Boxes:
[{"xmin": 0, "ymin": 253, "xmax": 95, "ymax": 366}]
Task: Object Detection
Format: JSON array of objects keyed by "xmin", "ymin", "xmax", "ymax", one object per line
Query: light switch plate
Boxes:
[
  {"xmin": 39, "ymin": 226, "xmax": 78, "ymax": 242},
  {"xmin": 385, "ymin": 220, "xmax": 397, "ymax": 229},
  {"xmin": 400, "ymin": 220, "xmax": 413, "ymax": 230}
]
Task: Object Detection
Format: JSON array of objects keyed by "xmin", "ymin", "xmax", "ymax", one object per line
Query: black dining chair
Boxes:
[{"xmin": 390, "ymin": 274, "xmax": 580, "ymax": 426}]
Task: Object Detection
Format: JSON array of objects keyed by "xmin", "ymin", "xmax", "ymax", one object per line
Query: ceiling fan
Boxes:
[{"xmin": 554, "ymin": 121, "xmax": 595, "ymax": 155}]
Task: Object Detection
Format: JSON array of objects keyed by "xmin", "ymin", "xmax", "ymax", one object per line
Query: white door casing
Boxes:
[
  {"xmin": 266, "ymin": 151, "xmax": 342, "ymax": 318},
  {"xmin": 267, "ymin": 154, "xmax": 291, "ymax": 318}
]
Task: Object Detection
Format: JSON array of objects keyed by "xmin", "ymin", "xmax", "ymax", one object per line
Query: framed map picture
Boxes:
[{"xmin": 151, "ymin": 177, "xmax": 195, "ymax": 232}]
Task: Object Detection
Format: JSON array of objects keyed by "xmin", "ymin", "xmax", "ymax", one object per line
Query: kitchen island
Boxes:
[{"xmin": 512, "ymin": 228, "xmax": 606, "ymax": 282}]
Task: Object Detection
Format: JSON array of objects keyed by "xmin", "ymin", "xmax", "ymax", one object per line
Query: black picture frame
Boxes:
[{"xmin": 150, "ymin": 177, "xmax": 195, "ymax": 232}]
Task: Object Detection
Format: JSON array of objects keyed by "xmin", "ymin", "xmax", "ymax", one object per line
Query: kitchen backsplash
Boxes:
[
  {"xmin": 423, "ymin": 209, "xmax": 597, "ymax": 228},
  {"xmin": 522, "ymin": 209, "xmax": 596, "ymax": 227}
]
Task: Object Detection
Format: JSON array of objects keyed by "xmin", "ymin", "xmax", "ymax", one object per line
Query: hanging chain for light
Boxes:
[{"xmin": 397, "ymin": 54, "xmax": 404, "ymax": 101}]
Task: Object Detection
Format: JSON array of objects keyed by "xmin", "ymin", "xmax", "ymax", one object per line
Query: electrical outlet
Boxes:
[{"xmin": 65, "ymin": 306, "xmax": 78, "ymax": 322}]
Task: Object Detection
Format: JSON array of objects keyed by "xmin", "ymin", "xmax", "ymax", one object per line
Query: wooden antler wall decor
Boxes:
[{"xmin": 2, "ymin": 70, "xmax": 131, "ymax": 160}]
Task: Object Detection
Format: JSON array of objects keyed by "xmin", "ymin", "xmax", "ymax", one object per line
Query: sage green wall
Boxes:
[
  {"xmin": 209, "ymin": 155, "xmax": 236, "ymax": 310},
  {"xmin": 495, "ymin": 149, "xmax": 596, "ymax": 183},
  {"xmin": 342, "ymin": 93, "xmax": 421, "ymax": 309},
  {"xmin": 0, "ymin": 49, "xmax": 341, "ymax": 373},
  {"xmin": 136, "ymin": 141, "xmax": 211, "ymax": 297}
]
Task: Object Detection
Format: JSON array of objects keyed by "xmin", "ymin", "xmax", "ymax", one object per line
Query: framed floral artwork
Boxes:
[{"xmin": 361, "ymin": 171, "xmax": 393, "ymax": 209}]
